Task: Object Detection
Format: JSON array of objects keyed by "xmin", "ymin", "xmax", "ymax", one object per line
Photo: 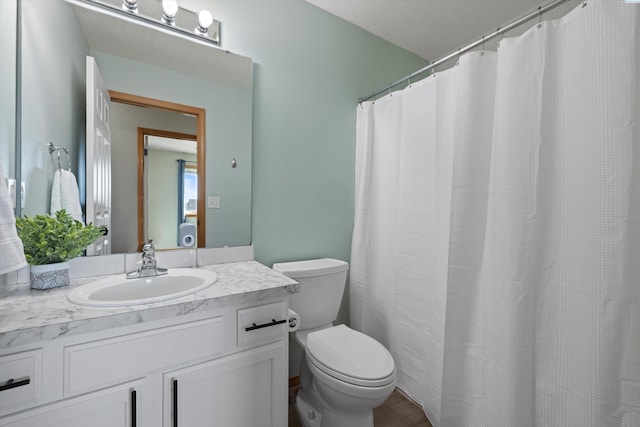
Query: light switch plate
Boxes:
[{"xmin": 207, "ymin": 196, "xmax": 220, "ymax": 209}]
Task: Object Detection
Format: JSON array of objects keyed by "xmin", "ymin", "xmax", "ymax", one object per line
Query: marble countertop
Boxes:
[{"xmin": 0, "ymin": 261, "xmax": 298, "ymax": 349}]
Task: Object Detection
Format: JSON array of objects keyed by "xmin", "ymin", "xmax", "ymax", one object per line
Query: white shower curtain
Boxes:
[{"xmin": 350, "ymin": 1, "xmax": 640, "ymax": 426}]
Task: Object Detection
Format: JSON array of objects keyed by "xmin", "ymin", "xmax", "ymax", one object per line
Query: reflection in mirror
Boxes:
[
  {"xmin": 0, "ymin": 1, "xmax": 17, "ymax": 191},
  {"xmin": 107, "ymin": 91, "xmax": 206, "ymax": 253},
  {"xmin": 139, "ymin": 129, "xmax": 199, "ymax": 252},
  {"xmin": 18, "ymin": 0, "xmax": 253, "ymax": 252}
]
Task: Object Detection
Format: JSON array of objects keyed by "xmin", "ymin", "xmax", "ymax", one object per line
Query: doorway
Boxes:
[{"xmin": 108, "ymin": 90, "xmax": 206, "ymax": 251}]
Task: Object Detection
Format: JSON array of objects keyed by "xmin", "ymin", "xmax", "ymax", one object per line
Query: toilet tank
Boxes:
[{"xmin": 273, "ymin": 259, "xmax": 348, "ymax": 331}]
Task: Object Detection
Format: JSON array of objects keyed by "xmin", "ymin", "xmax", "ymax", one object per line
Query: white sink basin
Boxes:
[{"xmin": 67, "ymin": 268, "xmax": 218, "ymax": 307}]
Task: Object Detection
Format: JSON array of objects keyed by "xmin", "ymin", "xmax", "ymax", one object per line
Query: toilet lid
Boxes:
[{"xmin": 305, "ymin": 325, "xmax": 395, "ymax": 387}]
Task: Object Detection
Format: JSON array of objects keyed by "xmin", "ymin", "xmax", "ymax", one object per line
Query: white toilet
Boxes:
[{"xmin": 273, "ymin": 259, "xmax": 396, "ymax": 427}]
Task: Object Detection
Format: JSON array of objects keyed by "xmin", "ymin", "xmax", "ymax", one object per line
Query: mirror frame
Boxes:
[{"xmin": 109, "ymin": 90, "xmax": 206, "ymax": 249}]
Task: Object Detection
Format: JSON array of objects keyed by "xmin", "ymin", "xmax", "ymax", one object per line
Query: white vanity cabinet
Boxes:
[
  {"xmin": 0, "ymin": 298, "xmax": 289, "ymax": 427},
  {"xmin": 0, "ymin": 380, "xmax": 144, "ymax": 427},
  {"xmin": 164, "ymin": 341, "xmax": 286, "ymax": 427}
]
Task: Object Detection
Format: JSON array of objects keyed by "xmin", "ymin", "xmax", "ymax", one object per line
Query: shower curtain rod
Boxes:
[{"xmin": 359, "ymin": 0, "xmax": 574, "ymax": 103}]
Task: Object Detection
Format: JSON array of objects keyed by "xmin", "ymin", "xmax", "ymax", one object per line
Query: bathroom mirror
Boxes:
[
  {"xmin": 0, "ymin": 1, "xmax": 17, "ymax": 185},
  {"xmin": 16, "ymin": 0, "xmax": 253, "ymax": 252}
]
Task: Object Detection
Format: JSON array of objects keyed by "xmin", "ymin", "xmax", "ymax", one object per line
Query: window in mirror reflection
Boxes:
[{"xmin": 180, "ymin": 161, "xmax": 198, "ymax": 219}]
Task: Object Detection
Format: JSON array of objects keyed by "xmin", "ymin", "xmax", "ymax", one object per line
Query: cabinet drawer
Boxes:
[
  {"xmin": 64, "ymin": 316, "xmax": 223, "ymax": 395},
  {"xmin": 237, "ymin": 301, "xmax": 287, "ymax": 347},
  {"xmin": 0, "ymin": 349, "xmax": 42, "ymax": 412}
]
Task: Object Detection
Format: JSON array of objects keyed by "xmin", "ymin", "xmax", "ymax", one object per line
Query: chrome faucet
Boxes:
[{"xmin": 126, "ymin": 240, "xmax": 168, "ymax": 278}]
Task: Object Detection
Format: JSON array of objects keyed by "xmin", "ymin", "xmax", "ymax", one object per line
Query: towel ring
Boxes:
[{"xmin": 48, "ymin": 142, "xmax": 72, "ymax": 172}]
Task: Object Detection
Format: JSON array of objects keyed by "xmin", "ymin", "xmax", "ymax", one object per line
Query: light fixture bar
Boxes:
[{"xmin": 70, "ymin": 0, "xmax": 221, "ymax": 46}]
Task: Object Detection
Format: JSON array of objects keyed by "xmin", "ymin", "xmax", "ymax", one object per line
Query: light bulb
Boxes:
[
  {"xmin": 162, "ymin": 0, "xmax": 178, "ymax": 25},
  {"xmin": 196, "ymin": 10, "xmax": 213, "ymax": 35},
  {"xmin": 122, "ymin": 0, "xmax": 138, "ymax": 13}
]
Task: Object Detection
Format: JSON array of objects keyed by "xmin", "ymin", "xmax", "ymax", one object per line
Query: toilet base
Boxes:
[
  {"xmin": 296, "ymin": 385, "xmax": 375, "ymax": 427},
  {"xmin": 295, "ymin": 389, "xmax": 323, "ymax": 427},
  {"xmin": 296, "ymin": 352, "xmax": 377, "ymax": 427}
]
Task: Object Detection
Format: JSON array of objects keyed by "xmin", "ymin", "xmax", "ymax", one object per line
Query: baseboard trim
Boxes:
[{"xmin": 289, "ymin": 375, "xmax": 300, "ymax": 389}]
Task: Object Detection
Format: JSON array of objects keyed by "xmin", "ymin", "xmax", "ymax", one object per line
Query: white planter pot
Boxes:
[{"xmin": 30, "ymin": 262, "xmax": 70, "ymax": 290}]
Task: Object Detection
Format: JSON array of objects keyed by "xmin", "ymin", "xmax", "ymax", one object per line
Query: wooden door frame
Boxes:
[
  {"xmin": 108, "ymin": 90, "xmax": 206, "ymax": 251},
  {"xmin": 138, "ymin": 128, "xmax": 198, "ymax": 252}
]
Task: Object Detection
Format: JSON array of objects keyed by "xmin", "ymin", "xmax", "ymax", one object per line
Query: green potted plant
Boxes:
[{"xmin": 16, "ymin": 210, "xmax": 104, "ymax": 290}]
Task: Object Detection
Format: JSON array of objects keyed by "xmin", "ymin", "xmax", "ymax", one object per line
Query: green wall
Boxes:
[{"xmin": 185, "ymin": 0, "xmax": 428, "ymax": 267}]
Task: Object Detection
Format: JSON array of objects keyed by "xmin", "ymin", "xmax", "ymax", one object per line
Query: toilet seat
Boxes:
[{"xmin": 305, "ymin": 325, "xmax": 395, "ymax": 388}]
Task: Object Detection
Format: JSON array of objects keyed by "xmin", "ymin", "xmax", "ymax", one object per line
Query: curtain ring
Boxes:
[
  {"xmin": 537, "ymin": 7, "xmax": 543, "ymax": 29},
  {"xmin": 480, "ymin": 36, "xmax": 485, "ymax": 56},
  {"xmin": 582, "ymin": 1, "xmax": 587, "ymax": 7}
]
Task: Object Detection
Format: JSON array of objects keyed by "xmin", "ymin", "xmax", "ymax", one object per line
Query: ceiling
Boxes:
[
  {"xmin": 147, "ymin": 136, "xmax": 197, "ymax": 154},
  {"xmin": 305, "ymin": 0, "xmax": 582, "ymax": 61}
]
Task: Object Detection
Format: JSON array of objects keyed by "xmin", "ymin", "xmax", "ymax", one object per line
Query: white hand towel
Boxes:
[
  {"xmin": 50, "ymin": 170, "xmax": 62, "ymax": 216},
  {"xmin": 0, "ymin": 165, "xmax": 28, "ymax": 275},
  {"xmin": 51, "ymin": 169, "xmax": 83, "ymax": 223}
]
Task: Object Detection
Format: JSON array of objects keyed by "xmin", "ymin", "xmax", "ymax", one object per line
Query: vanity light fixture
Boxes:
[
  {"xmin": 161, "ymin": 0, "xmax": 178, "ymax": 26},
  {"xmin": 195, "ymin": 10, "xmax": 213, "ymax": 36},
  {"xmin": 122, "ymin": 0, "xmax": 138, "ymax": 13},
  {"xmin": 77, "ymin": 0, "xmax": 221, "ymax": 46}
]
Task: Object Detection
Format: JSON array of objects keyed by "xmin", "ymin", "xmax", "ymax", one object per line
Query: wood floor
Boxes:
[{"xmin": 288, "ymin": 385, "xmax": 433, "ymax": 427}]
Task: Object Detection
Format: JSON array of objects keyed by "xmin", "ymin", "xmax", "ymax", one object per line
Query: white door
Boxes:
[{"xmin": 85, "ymin": 56, "xmax": 111, "ymax": 256}]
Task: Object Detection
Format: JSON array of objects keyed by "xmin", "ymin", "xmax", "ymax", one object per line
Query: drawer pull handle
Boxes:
[
  {"xmin": 0, "ymin": 377, "xmax": 31, "ymax": 392},
  {"xmin": 245, "ymin": 318, "xmax": 287, "ymax": 331}
]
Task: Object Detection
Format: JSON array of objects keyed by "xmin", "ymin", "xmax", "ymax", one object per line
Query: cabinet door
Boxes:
[
  {"xmin": 164, "ymin": 341, "xmax": 287, "ymax": 427},
  {"xmin": 0, "ymin": 380, "xmax": 144, "ymax": 427}
]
